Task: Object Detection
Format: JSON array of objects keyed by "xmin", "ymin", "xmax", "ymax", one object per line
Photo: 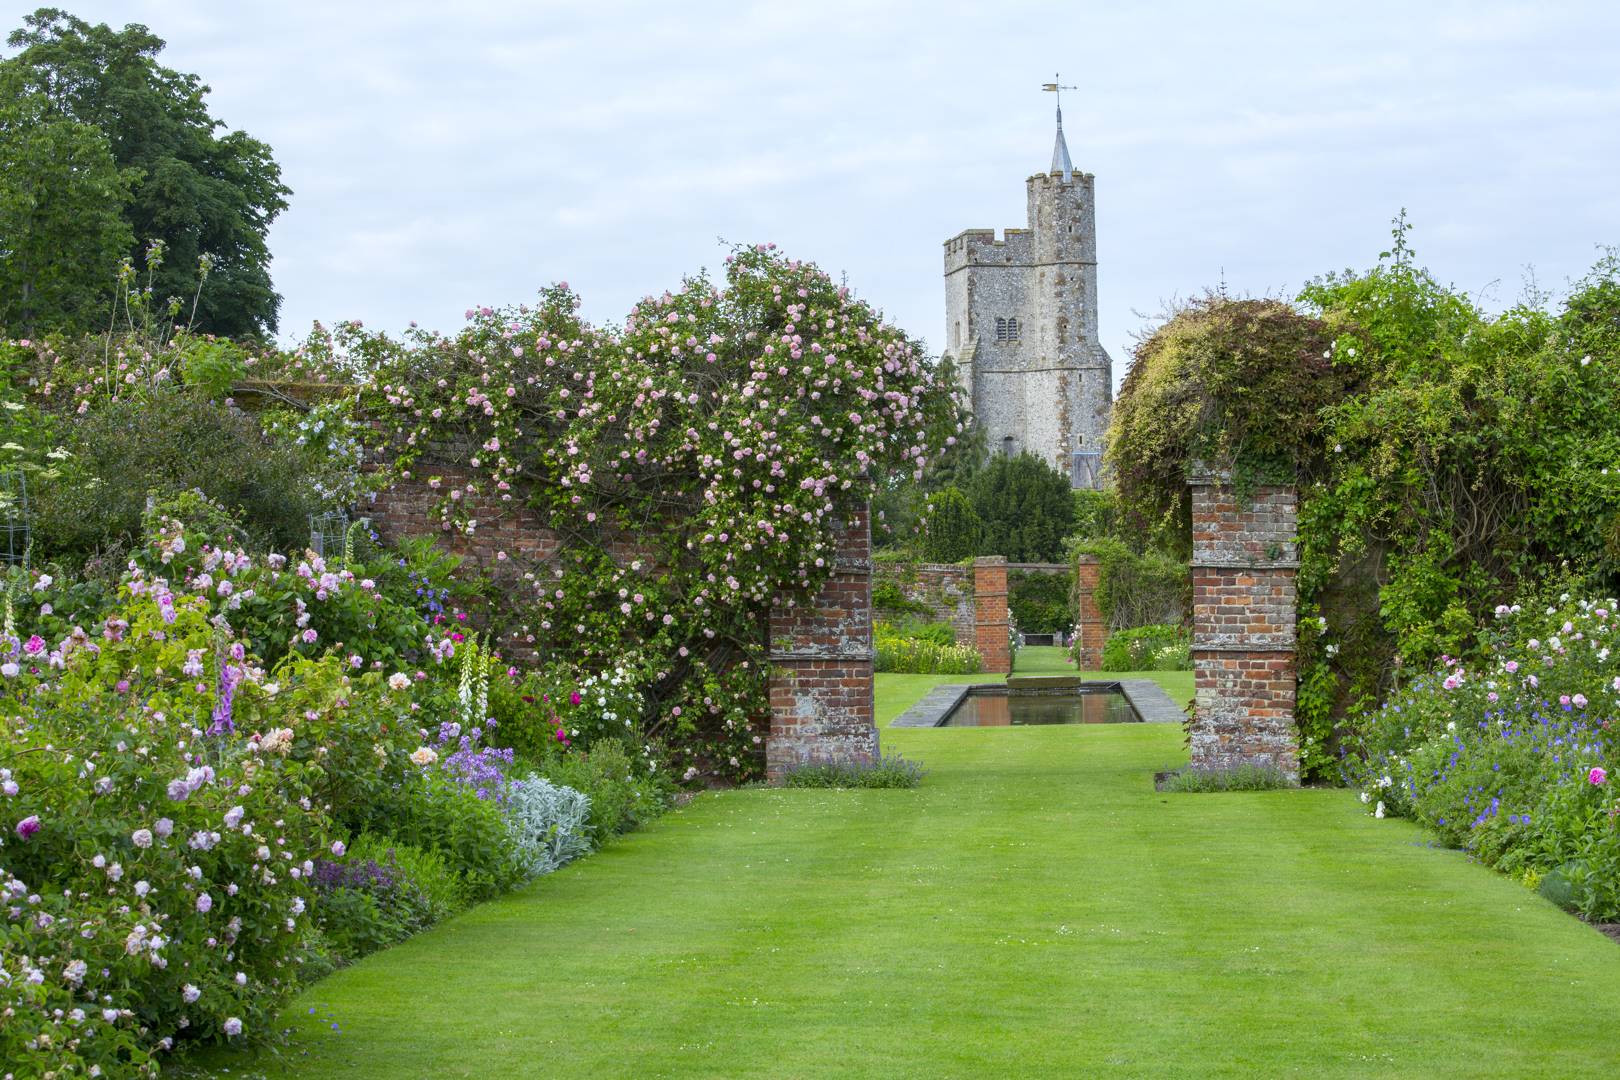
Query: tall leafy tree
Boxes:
[
  {"xmin": 0, "ymin": 90, "xmax": 132, "ymax": 336},
  {"xmin": 921, "ymin": 485, "xmax": 983, "ymax": 561},
  {"xmin": 1, "ymin": 8, "xmax": 291, "ymax": 338},
  {"xmin": 968, "ymin": 452, "xmax": 1077, "ymax": 562}
]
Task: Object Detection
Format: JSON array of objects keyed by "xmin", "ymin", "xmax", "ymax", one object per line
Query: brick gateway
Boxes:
[{"xmin": 368, "ymin": 458, "xmax": 1298, "ymax": 780}]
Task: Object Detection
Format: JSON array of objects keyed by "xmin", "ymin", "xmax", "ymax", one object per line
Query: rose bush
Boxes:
[
  {"xmin": 321, "ymin": 244, "xmax": 959, "ymax": 780},
  {"xmin": 0, "ymin": 504, "xmax": 672, "ymax": 1075},
  {"xmin": 0, "ymin": 581, "xmax": 335, "ymax": 1075}
]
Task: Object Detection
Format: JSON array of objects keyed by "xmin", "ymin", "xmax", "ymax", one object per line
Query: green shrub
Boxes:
[
  {"xmin": 882, "ymin": 617, "xmax": 954, "ymax": 647},
  {"xmin": 967, "ymin": 452, "xmax": 1076, "ymax": 562},
  {"xmin": 312, "ymin": 838, "xmax": 464, "ymax": 964},
  {"xmin": 874, "ymin": 620, "xmax": 982, "ymax": 673},
  {"xmin": 872, "ymin": 579, "xmax": 932, "ymax": 618},
  {"xmin": 1068, "ymin": 536, "xmax": 1189, "ymax": 630},
  {"xmin": 505, "ymin": 775, "xmax": 593, "ymax": 877},
  {"xmin": 922, "ymin": 485, "xmax": 982, "ymax": 561},
  {"xmin": 344, "ymin": 834, "xmax": 468, "ymax": 920},
  {"xmin": 179, "ymin": 337, "xmax": 249, "ymax": 399},
  {"xmin": 31, "ymin": 383, "xmax": 325, "ymax": 561},
  {"xmin": 1100, "ymin": 624, "xmax": 1190, "ymax": 671},
  {"xmin": 781, "ymin": 753, "xmax": 926, "ymax": 789},
  {"xmin": 1009, "ymin": 570, "xmax": 1073, "ymax": 634},
  {"xmin": 1157, "ymin": 765, "xmax": 1293, "ymax": 792},
  {"xmin": 536, "ymin": 740, "xmax": 674, "ymax": 839},
  {"xmin": 354, "ymin": 771, "xmax": 522, "ymax": 901}
]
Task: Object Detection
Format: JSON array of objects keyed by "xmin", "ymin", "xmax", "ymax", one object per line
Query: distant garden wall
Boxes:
[{"xmin": 872, "ymin": 560, "xmax": 975, "ymax": 645}]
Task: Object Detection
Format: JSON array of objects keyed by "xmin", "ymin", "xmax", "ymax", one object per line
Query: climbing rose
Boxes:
[
  {"xmin": 1590, "ymin": 767, "xmax": 1608, "ymax": 786},
  {"xmin": 15, "ymin": 814, "xmax": 40, "ymax": 839}
]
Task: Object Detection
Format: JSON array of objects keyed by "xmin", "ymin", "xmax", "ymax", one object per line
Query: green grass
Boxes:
[
  {"xmin": 1011, "ymin": 643, "xmax": 1079, "ymax": 674},
  {"xmin": 191, "ymin": 674, "xmax": 1620, "ymax": 1079}
]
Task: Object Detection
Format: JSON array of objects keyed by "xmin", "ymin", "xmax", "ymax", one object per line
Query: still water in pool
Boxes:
[{"xmin": 940, "ymin": 690, "xmax": 1140, "ymax": 726}]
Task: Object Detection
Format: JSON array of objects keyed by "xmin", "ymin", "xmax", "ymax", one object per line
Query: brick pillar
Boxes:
[
  {"xmin": 1072, "ymin": 554, "xmax": 1105, "ymax": 670},
  {"xmin": 1189, "ymin": 471, "xmax": 1299, "ymax": 781},
  {"xmin": 973, "ymin": 556, "xmax": 1011, "ymax": 675},
  {"xmin": 766, "ymin": 508, "xmax": 876, "ymax": 779}
]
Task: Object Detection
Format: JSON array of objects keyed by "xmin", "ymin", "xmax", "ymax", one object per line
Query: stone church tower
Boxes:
[{"xmin": 942, "ymin": 98, "xmax": 1112, "ymax": 488}]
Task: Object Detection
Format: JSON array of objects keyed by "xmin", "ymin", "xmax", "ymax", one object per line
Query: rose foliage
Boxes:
[{"xmin": 316, "ymin": 245, "xmax": 959, "ymax": 780}]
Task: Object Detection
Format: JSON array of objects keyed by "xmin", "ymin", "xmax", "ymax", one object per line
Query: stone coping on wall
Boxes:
[
  {"xmin": 889, "ymin": 684, "xmax": 976, "ymax": 727},
  {"xmin": 886, "ymin": 678, "xmax": 1184, "ymax": 728},
  {"xmin": 1118, "ymin": 679, "xmax": 1187, "ymax": 724}
]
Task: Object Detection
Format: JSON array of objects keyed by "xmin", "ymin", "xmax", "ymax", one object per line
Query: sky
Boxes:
[{"xmin": 14, "ymin": 1, "xmax": 1620, "ymax": 387}]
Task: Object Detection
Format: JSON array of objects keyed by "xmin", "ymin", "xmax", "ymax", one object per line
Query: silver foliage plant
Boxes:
[{"xmin": 505, "ymin": 775, "xmax": 593, "ymax": 878}]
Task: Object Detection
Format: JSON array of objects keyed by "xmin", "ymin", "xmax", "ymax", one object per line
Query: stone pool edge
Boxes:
[{"xmin": 887, "ymin": 679, "xmax": 1186, "ymax": 728}]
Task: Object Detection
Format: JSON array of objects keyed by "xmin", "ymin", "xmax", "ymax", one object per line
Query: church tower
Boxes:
[{"xmin": 941, "ymin": 86, "xmax": 1113, "ymax": 487}]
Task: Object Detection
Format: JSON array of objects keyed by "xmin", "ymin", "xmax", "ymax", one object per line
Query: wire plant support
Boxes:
[{"xmin": 0, "ymin": 468, "xmax": 31, "ymax": 569}]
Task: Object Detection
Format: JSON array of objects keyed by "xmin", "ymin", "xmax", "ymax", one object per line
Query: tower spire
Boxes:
[{"xmin": 1042, "ymin": 75, "xmax": 1076, "ymax": 182}]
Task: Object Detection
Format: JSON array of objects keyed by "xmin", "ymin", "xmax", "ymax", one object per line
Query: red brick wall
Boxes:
[
  {"xmin": 366, "ymin": 464, "xmax": 877, "ymax": 780},
  {"xmin": 767, "ymin": 509, "xmax": 877, "ymax": 778},
  {"xmin": 1189, "ymin": 472, "xmax": 1299, "ymax": 780},
  {"xmin": 1072, "ymin": 555, "xmax": 1105, "ymax": 669},
  {"xmin": 871, "ymin": 562, "xmax": 976, "ymax": 646},
  {"xmin": 973, "ymin": 556, "xmax": 1011, "ymax": 674}
]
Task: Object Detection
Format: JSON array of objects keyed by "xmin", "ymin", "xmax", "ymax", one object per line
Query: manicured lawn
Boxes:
[
  {"xmin": 1012, "ymin": 643, "xmax": 1081, "ymax": 674},
  {"xmin": 194, "ymin": 674, "xmax": 1620, "ymax": 1078}
]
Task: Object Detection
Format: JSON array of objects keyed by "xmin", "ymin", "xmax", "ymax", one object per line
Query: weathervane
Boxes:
[
  {"xmin": 1041, "ymin": 74, "xmax": 1077, "ymax": 181},
  {"xmin": 1041, "ymin": 74, "xmax": 1076, "ymax": 117}
]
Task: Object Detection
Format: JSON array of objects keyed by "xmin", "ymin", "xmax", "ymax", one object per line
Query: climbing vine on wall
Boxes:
[
  {"xmin": 312, "ymin": 246, "xmax": 961, "ymax": 779},
  {"xmin": 1107, "ymin": 219, "xmax": 1620, "ymax": 779}
]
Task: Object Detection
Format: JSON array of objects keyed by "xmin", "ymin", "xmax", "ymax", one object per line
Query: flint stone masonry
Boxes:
[
  {"xmin": 1189, "ymin": 472, "xmax": 1300, "ymax": 781},
  {"xmin": 973, "ymin": 556, "xmax": 1012, "ymax": 674},
  {"xmin": 943, "ymin": 165, "xmax": 1113, "ymax": 486},
  {"xmin": 766, "ymin": 509, "xmax": 878, "ymax": 779},
  {"xmin": 365, "ymin": 456, "xmax": 877, "ymax": 779},
  {"xmin": 872, "ymin": 561, "xmax": 976, "ymax": 646}
]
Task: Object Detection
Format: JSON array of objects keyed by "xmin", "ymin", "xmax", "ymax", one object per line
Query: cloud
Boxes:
[{"xmin": 39, "ymin": 0, "xmax": 1620, "ymax": 382}]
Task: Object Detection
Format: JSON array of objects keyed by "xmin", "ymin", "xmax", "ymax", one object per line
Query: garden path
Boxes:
[{"xmin": 197, "ymin": 671, "xmax": 1620, "ymax": 1078}]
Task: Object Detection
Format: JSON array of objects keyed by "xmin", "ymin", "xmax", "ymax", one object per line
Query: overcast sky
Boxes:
[{"xmin": 19, "ymin": 1, "xmax": 1620, "ymax": 385}]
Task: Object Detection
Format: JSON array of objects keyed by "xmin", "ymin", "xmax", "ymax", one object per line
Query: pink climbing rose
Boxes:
[{"xmin": 1589, "ymin": 767, "xmax": 1607, "ymax": 786}]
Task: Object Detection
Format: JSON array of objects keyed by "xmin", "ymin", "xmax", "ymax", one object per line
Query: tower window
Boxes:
[
  {"xmin": 1002, "ymin": 436, "xmax": 1015, "ymax": 457},
  {"xmin": 995, "ymin": 317, "xmax": 1021, "ymax": 343}
]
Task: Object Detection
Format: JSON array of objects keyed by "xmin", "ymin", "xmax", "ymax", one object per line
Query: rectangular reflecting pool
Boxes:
[{"xmin": 939, "ymin": 685, "xmax": 1141, "ymax": 726}]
